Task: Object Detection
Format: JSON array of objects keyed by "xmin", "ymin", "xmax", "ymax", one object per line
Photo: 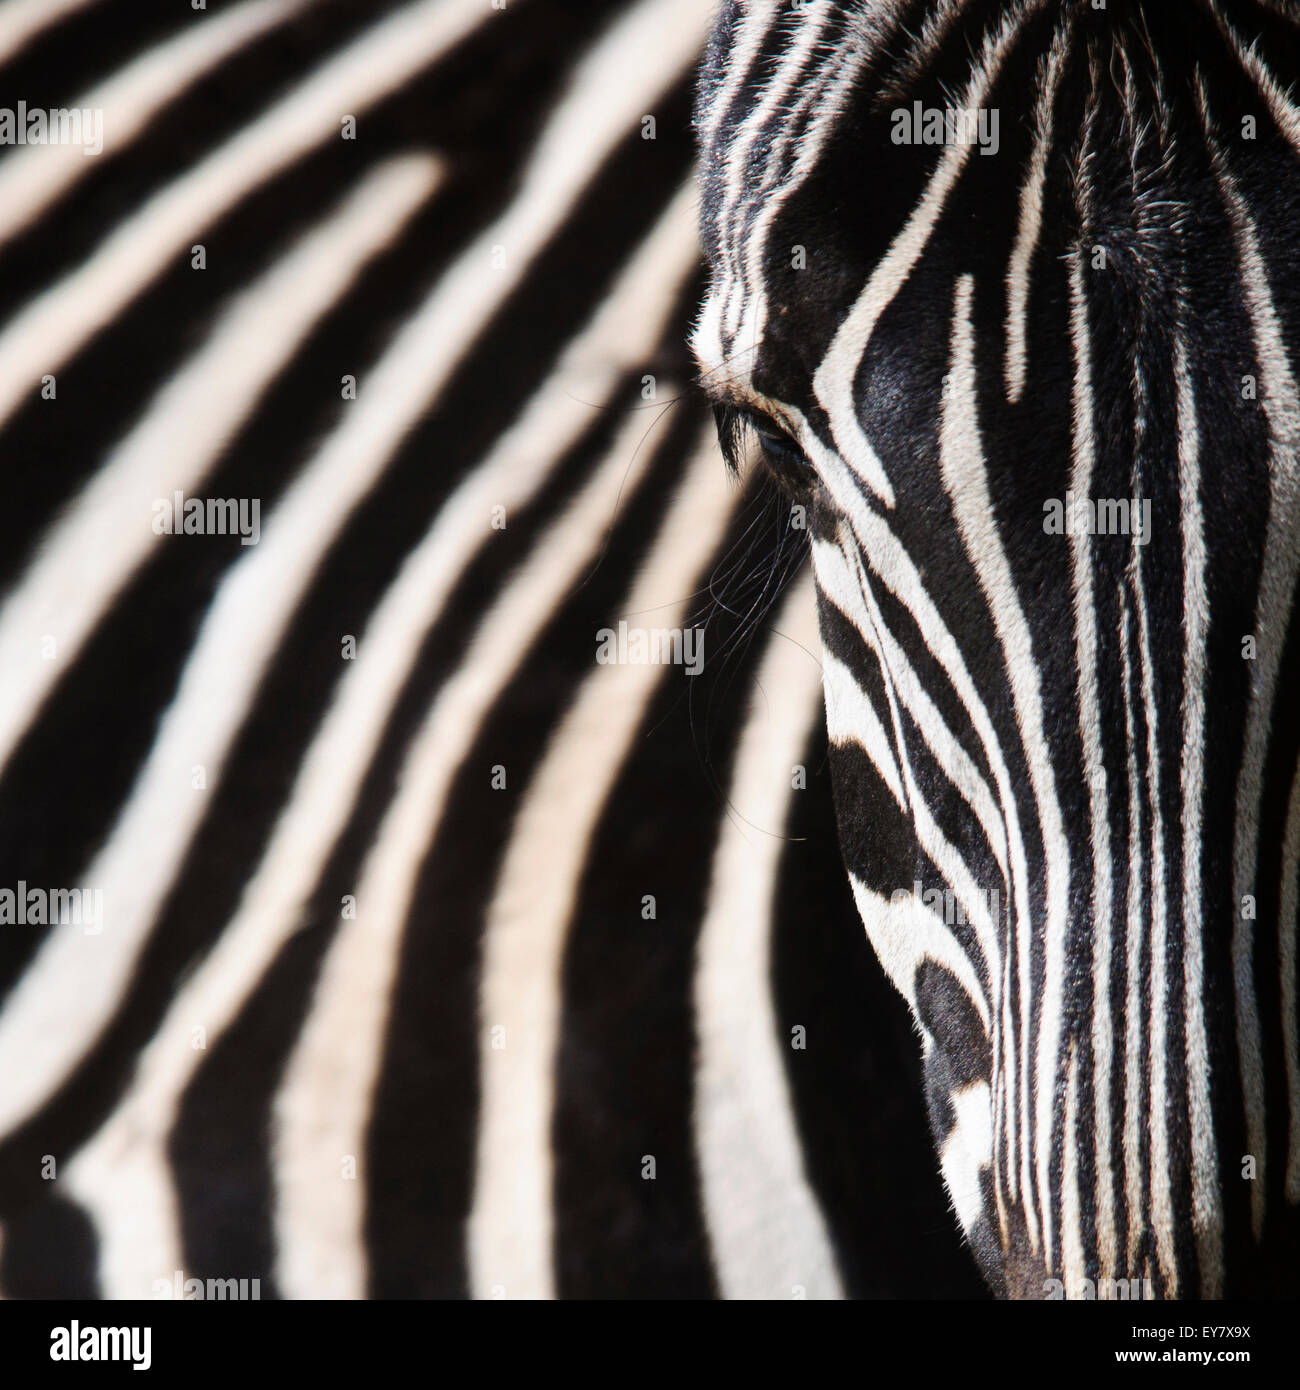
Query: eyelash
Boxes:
[{"xmin": 711, "ymin": 403, "xmax": 808, "ymax": 476}]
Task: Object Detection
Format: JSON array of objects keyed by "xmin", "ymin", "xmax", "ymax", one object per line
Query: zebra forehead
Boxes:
[
  {"xmin": 693, "ymin": 0, "xmax": 1036, "ymax": 431},
  {"xmin": 694, "ymin": 0, "xmax": 1249, "ymax": 397}
]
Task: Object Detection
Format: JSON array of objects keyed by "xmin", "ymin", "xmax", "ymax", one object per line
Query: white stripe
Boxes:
[
  {"xmin": 1131, "ymin": 544, "xmax": 1177, "ymax": 1292},
  {"xmin": 468, "ymin": 431, "xmax": 739, "ymax": 1299},
  {"xmin": 1173, "ymin": 334, "xmax": 1222, "ymax": 1293},
  {"xmin": 694, "ymin": 571, "xmax": 845, "ymax": 1300},
  {"xmin": 939, "ymin": 1079, "xmax": 994, "ymax": 1237},
  {"xmin": 942, "ymin": 274, "xmax": 1070, "ymax": 1264},
  {"xmin": 0, "ymin": 0, "xmax": 496, "ymax": 434},
  {"xmin": 0, "ymin": 0, "xmax": 310, "ymax": 248},
  {"xmin": 0, "ymin": 0, "xmax": 704, "ymax": 1144},
  {"xmin": 820, "ymin": 650, "xmax": 906, "ymax": 811},
  {"xmin": 1066, "ymin": 249, "xmax": 1119, "ymax": 1281},
  {"xmin": 876, "ymin": 0, "xmax": 973, "ymax": 106},
  {"xmin": 0, "ymin": 0, "xmax": 100, "ymax": 66},
  {"xmin": 1211, "ymin": 2, "xmax": 1300, "ymax": 158},
  {"xmin": 1060, "ymin": 1040, "xmax": 1086, "ymax": 1297},
  {"xmin": 847, "ymin": 877, "xmax": 991, "ymax": 1036},
  {"xmin": 1118, "ymin": 586, "xmax": 1147, "ymax": 1272},
  {"xmin": 0, "ymin": 152, "xmax": 442, "ymax": 784},
  {"xmin": 1004, "ymin": 17, "xmax": 1069, "ymax": 402}
]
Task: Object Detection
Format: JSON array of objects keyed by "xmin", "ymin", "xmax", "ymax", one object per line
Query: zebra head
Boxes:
[{"xmin": 694, "ymin": 0, "xmax": 1300, "ymax": 1298}]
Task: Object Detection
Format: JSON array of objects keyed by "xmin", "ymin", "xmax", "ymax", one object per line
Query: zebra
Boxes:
[
  {"xmin": 0, "ymin": 0, "xmax": 988, "ymax": 1301},
  {"xmin": 694, "ymin": 0, "xmax": 1300, "ymax": 1298}
]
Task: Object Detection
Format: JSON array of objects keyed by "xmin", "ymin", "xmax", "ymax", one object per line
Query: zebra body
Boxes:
[{"xmin": 696, "ymin": 0, "xmax": 1300, "ymax": 1297}]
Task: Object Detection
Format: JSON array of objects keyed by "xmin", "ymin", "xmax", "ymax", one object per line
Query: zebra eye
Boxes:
[
  {"xmin": 747, "ymin": 415, "xmax": 816, "ymax": 498},
  {"xmin": 711, "ymin": 404, "xmax": 813, "ymax": 491},
  {"xmin": 752, "ymin": 419, "xmax": 804, "ymax": 467}
]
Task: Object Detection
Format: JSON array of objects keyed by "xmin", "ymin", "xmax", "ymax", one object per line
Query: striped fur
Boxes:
[
  {"xmin": 0, "ymin": 0, "xmax": 982, "ymax": 1300},
  {"xmin": 696, "ymin": 0, "xmax": 1300, "ymax": 1298}
]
